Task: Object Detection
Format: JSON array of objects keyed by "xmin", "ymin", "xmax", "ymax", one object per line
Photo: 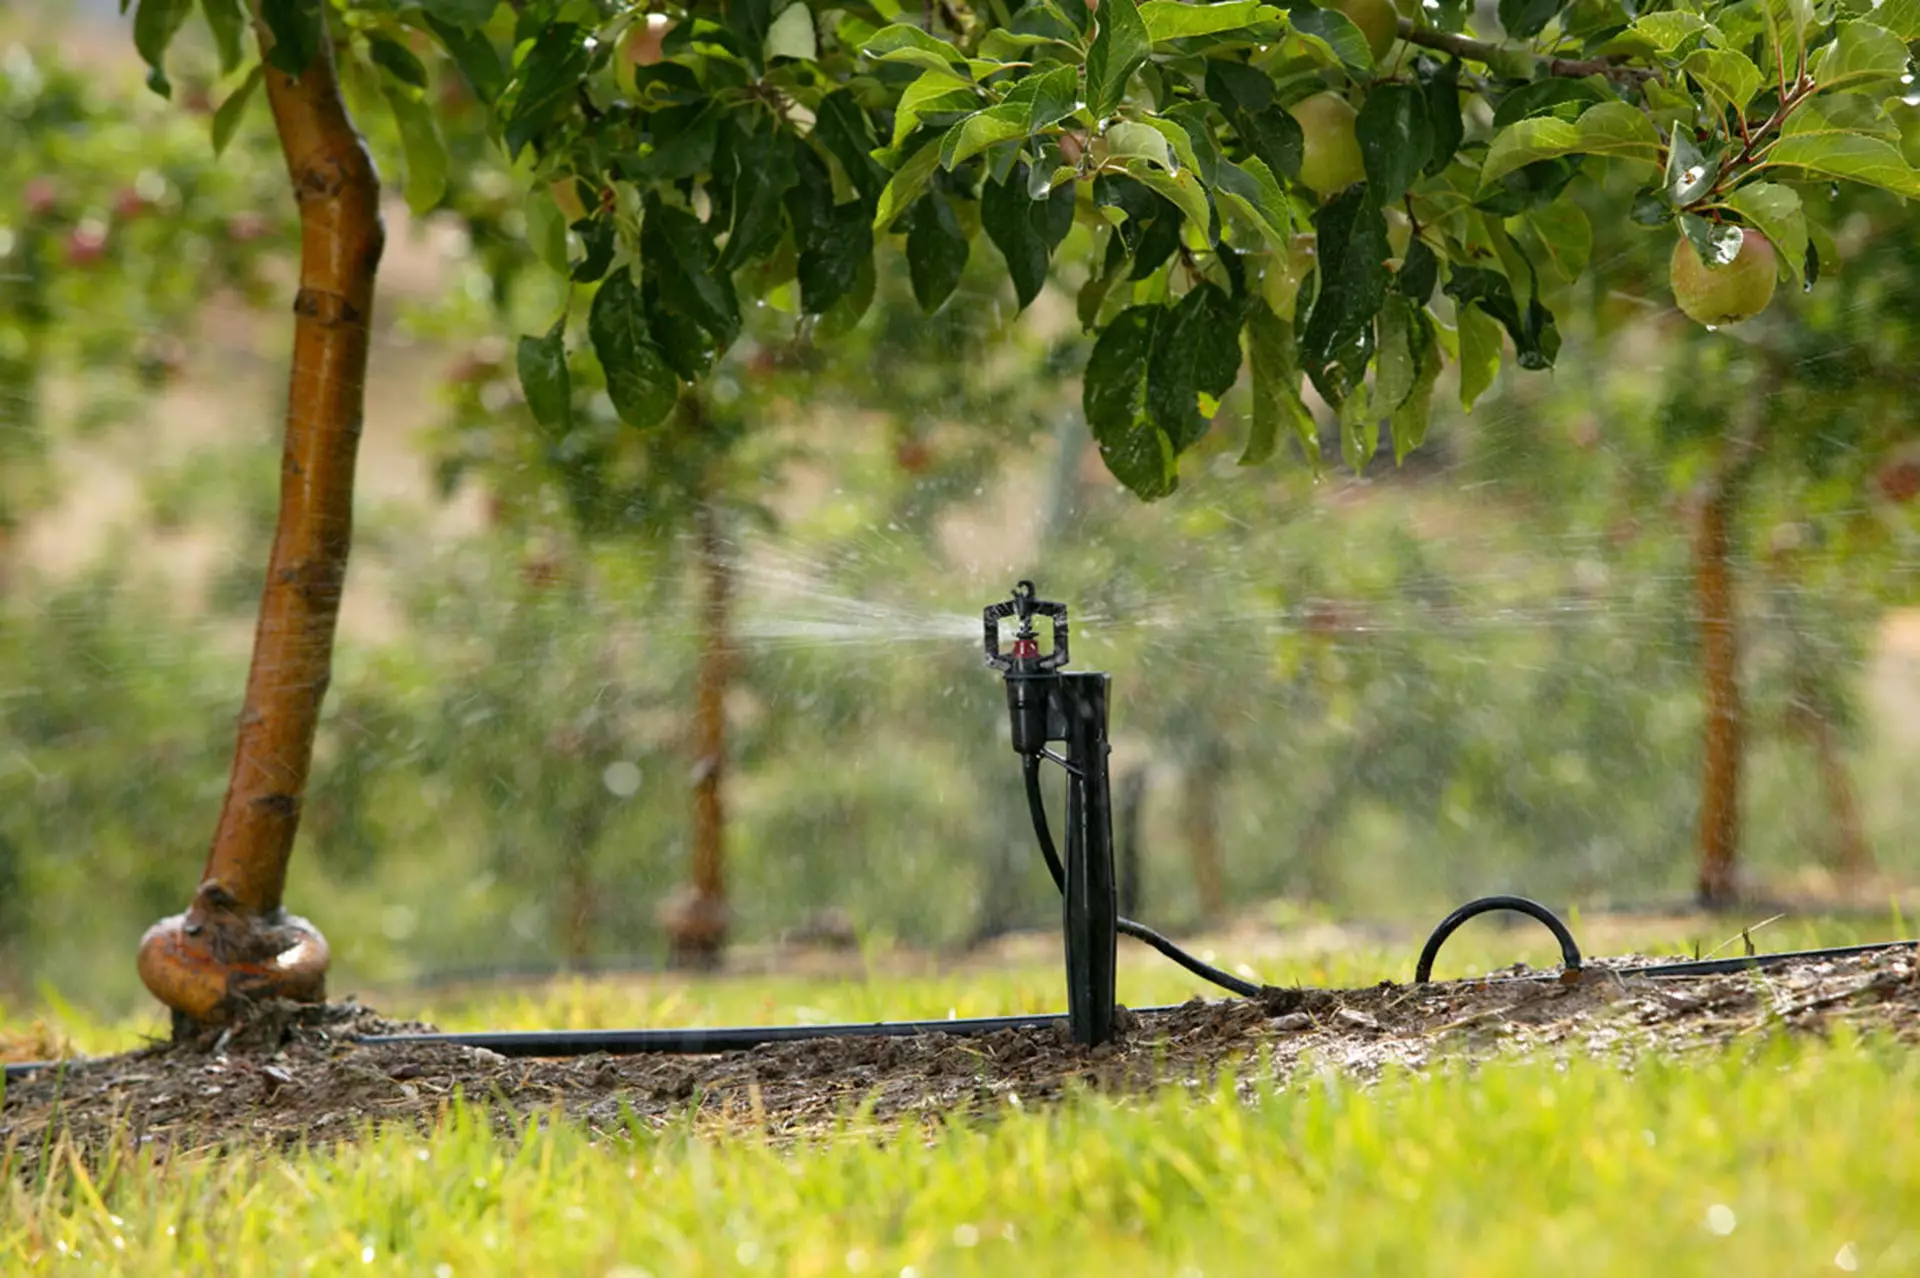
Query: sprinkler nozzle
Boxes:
[{"xmin": 984, "ymin": 581, "xmax": 1069, "ymax": 755}]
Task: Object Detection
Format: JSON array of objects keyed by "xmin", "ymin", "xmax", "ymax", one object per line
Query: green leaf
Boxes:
[
  {"xmin": 369, "ymin": 34, "xmax": 428, "ymax": 88},
  {"xmin": 1107, "ymin": 120, "xmax": 1175, "ymax": 169},
  {"xmin": 892, "ymin": 68, "xmax": 980, "ymax": 146},
  {"xmin": 1871, "ymin": 0, "xmax": 1920, "ymax": 39},
  {"xmin": 1243, "ymin": 298, "xmax": 1316, "ymax": 466},
  {"xmin": 863, "ymin": 23, "xmax": 971, "ymax": 76},
  {"xmin": 1286, "ymin": 3, "xmax": 1374, "ymax": 73},
  {"xmin": 874, "ymin": 138, "xmax": 945, "ymax": 232},
  {"xmin": 419, "ymin": 0, "xmax": 496, "ymax": 29},
  {"xmin": 1389, "ymin": 307, "xmax": 1440, "ymax": 462},
  {"xmin": 719, "ymin": 124, "xmax": 799, "ymax": 271},
  {"xmin": 797, "ymin": 201, "xmax": 875, "ymax": 313},
  {"xmin": 1395, "ymin": 238, "xmax": 1437, "ymax": 301},
  {"xmin": 766, "ymin": 1, "xmax": 818, "ymax": 61},
  {"xmin": 1213, "ymin": 157, "xmax": 1292, "ymax": 251},
  {"xmin": 1765, "ymin": 130, "xmax": 1920, "ymax": 195},
  {"xmin": 1373, "ymin": 293, "xmax": 1418, "ymax": 411},
  {"xmin": 199, "ymin": 0, "xmax": 246, "ymax": 74},
  {"xmin": 1811, "ymin": 21, "xmax": 1910, "ymax": 91},
  {"xmin": 504, "ymin": 24, "xmax": 590, "ymax": 158},
  {"xmin": 382, "ymin": 83, "xmax": 449, "ymax": 216},
  {"xmin": 1088, "ymin": 0, "xmax": 1153, "ymax": 117},
  {"xmin": 135, "ymin": 0, "xmax": 194, "ymax": 96},
  {"xmin": 1760, "ymin": 0, "xmax": 1813, "ymax": 87},
  {"xmin": 589, "ymin": 269, "xmax": 680, "ymax": 431},
  {"xmin": 1148, "ymin": 282, "xmax": 1242, "ymax": 450},
  {"xmin": 939, "ymin": 104, "xmax": 1033, "ymax": 170},
  {"xmin": 1420, "ymin": 56, "xmax": 1463, "ymax": 175},
  {"xmin": 259, "ymin": 0, "xmax": 323, "ymax": 77},
  {"xmin": 211, "ymin": 63, "xmax": 263, "ymax": 156},
  {"xmin": 1299, "ymin": 187, "xmax": 1389, "ymax": 406},
  {"xmin": 1499, "ymin": 0, "xmax": 1567, "ymax": 39},
  {"xmin": 906, "ymin": 191, "xmax": 971, "ymax": 311},
  {"xmin": 1602, "ymin": 10, "xmax": 1710, "ymax": 55},
  {"xmin": 1004, "ymin": 64, "xmax": 1084, "ymax": 133},
  {"xmin": 1665, "ymin": 128, "xmax": 1720, "ymax": 206},
  {"xmin": 518, "ymin": 319, "xmax": 572, "ymax": 437},
  {"xmin": 1085, "ymin": 305, "xmax": 1179, "ymax": 499},
  {"xmin": 982, "ymin": 165, "xmax": 1074, "ymax": 309},
  {"xmin": 642, "ymin": 200, "xmax": 741, "ymax": 348},
  {"xmin": 1444, "ymin": 264, "xmax": 1559, "ymax": 370},
  {"xmin": 1355, "ymin": 83, "xmax": 1433, "ymax": 207},
  {"xmin": 1128, "ymin": 165, "xmax": 1215, "ymax": 242},
  {"xmin": 1683, "ymin": 48, "xmax": 1763, "ymax": 115},
  {"xmin": 1337, "ymin": 383, "xmax": 1375, "ymax": 474},
  {"xmin": 1523, "ymin": 202, "xmax": 1591, "ymax": 282},
  {"xmin": 425, "ymin": 16, "xmax": 507, "ymax": 103},
  {"xmin": 1140, "ymin": 0, "xmax": 1274, "ymax": 41},
  {"xmin": 1478, "ymin": 101, "xmax": 1662, "ymax": 191},
  {"xmin": 569, "ymin": 214, "xmax": 617, "ymax": 284},
  {"xmin": 1721, "ymin": 181, "xmax": 1807, "ymax": 284},
  {"xmin": 814, "ymin": 91, "xmax": 888, "ymax": 203},
  {"xmin": 1456, "ymin": 304, "xmax": 1501, "ymax": 410}
]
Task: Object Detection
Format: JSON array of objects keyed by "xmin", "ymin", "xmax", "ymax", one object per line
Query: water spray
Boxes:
[{"xmin": 8, "ymin": 582, "xmax": 1919, "ymax": 1079}]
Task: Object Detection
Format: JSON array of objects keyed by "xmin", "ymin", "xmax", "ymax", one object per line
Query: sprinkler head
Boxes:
[{"xmin": 984, "ymin": 581, "xmax": 1069, "ymax": 755}]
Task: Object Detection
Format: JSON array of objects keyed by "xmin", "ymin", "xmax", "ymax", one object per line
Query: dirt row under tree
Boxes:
[{"xmin": 5, "ymin": 948, "xmax": 1917, "ymax": 1175}]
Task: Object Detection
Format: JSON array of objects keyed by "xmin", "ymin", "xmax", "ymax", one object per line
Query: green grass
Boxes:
[
  {"xmin": 3, "ymin": 1032, "xmax": 1916, "ymax": 1274},
  {"xmin": 6, "ymin": 913, "xmax": 1915, "ymax": 1274}
]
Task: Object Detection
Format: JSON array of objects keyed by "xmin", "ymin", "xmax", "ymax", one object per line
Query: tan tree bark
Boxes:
[
  {"xmin": 138, "ymin": 13, "xmax": 381, "ymax": 1025},
  {"xmin": 1693, "ymin": 388, "xmax": 1767, "ymax": 909},
  {"xmin": 663, "ymin": 475, "xmax": 733, "ymax": 968}
]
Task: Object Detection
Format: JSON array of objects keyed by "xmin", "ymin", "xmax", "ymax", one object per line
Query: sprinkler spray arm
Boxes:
[{"xmin": 983, "ymin": 580, "xmax": 1069, "ymax": 758}]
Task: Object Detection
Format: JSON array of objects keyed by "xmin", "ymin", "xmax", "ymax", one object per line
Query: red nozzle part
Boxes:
[{"xmin": 1011, "ymin": 636, "xmax": 1041, "ymax": 660}]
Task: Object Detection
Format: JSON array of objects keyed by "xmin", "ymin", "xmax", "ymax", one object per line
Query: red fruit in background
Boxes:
[
  {"xmin": 1879, "ymin": 456, "xmax": 1920, "ymax": 505},
  {"xmin": 181, "ymin": 86, "xmax": 214, "ymax": 115},
  {"xmin": 227, "ymin": 211, "xmax": 270, "ymax": 242},
  {"xmin": 65, "ymin": 223, "xmax": 108, "ymax": 266},
  {"xmin": 24, "ymin": 178, "xmax": 58, "ymax": 217},
  {"xmin": 114, "ymin": 188, "xmax": 148, "ymax": 221},
  {"xmin": 895, "ymin": 438, "xmax": 931, "ymax": 473}
]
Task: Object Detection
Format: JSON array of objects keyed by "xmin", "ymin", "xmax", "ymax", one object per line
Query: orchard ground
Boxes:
[{"xmin": 4, "ymin": 911, "xmax": 1919, "ymax": 1272}]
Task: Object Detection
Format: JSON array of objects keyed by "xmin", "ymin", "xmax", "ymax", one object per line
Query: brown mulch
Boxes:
[{"xmin": 4, "ymin": 949, "xmax": 1917, "ymax": 1174}]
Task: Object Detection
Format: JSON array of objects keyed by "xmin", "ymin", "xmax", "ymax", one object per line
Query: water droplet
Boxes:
[
  {"xmin": 1835, "ymin": 1242, "xmax": 1860, "ymax": 1271},
  {"xmin": 1705, "ymin": 1204, "xmax": 1737, "ymax": 1236},
  {"xmin": 603, "ymin": 760, "xmax": 642, "ymax": 796}
]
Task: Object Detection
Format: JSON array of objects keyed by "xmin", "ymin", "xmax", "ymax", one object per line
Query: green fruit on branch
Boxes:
[
  {"xmin": 1670, "ymin": 228, "xmax": 1777, "ymax": 327},
  {"xmin": 1325, "ymin": 0, "xmax": 1399, "ymax": 62},
  {"xmin": 1289, "ymin": 92, "xmax": 1364, "ymax": 199}
]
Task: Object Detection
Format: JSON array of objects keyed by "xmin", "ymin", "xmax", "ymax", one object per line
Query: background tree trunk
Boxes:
[
  {"xmin": 1692, "ymin": 381, "xmax": 1767, "ymax": 910},
  {"xmin": 665, "ymin": 493, "xmax": 733, "ymax": 968}
]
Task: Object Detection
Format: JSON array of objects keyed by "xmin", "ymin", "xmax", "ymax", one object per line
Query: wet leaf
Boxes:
[
  {"xmin": 874, "ymin": 139, "xmax": 945, "ymax": 233},
  {"xmin": 1420, "ymin": 57, "xmax": 1464, "ymax": 175},
  {"xmin": 1723, "ymin": 182, "xmax": 1807, "ymax": 283},
  {"xmin": 1084, "ymin": 305, "xmax": 1178, "ymax": 499},
  {"xmin": 797, "ymin": 201, "xmax": 874, "ymax": 314},
  {"xmin": 425, "ymin": 16, "xmax": 506, "ymax": 103},
  {"xmin": 1526, "ymin": 202, "xmax": 1591, "ymax": 282},
  {"xmin": 906, "ymin": 190, "xmax": 971, "ymax": 311},
  {"xmin": 1300, "ymin": 187, "xmax": 1390, "ymax": 406},
  {"xmin": 814, "ymin": 91, "xmax": 888, "ymax": 203},
  {"xmin": 369, "ymin": 34, "xmax": 428, "ymax": 89},
  {"xmin": 1356, "ymin": 83, "xmax": 1433, "ymax": 208},
  {"xmin": 1665, "ymin": 130, "xmax": 1720, "ymax": 207},
  {"xmin": 504, "ymin": 24, "xmax": 589, "ymax": 158},
  {"xmin": 1390, "ymin": 308, "xmax": 1442, "ymax": 462},
  {"xmin": 1478, "ymin": 102, "xmax": 1663, "ymax": 192},
  {"xmin": 1286, "ymin": 3, "xmax": 1373, "ymax": 73},
  {"xmin": 1087, "ymin": 0, "xmax": 1152, "ymax": 116},
  {"xmin": 718, "ymin": 124, "xmax": 798, "ymax": 271},
  {"xmin": 1682, "ymin": 48, "xmax": 1763, "ymax": 115},
  {"xmin": 419, "ymin": 0, "xmax": 496, "ymax": 29},
  {"xmin": 1445, "ymin": 264, "xmax": 1559, "ymax": 371},
  {"xmin": 863, "ymin": 23, "xmax": 972, "ymax": 77},
  {"xmin": 1244, "ymin": 299, "xmax": 1317, "ymax": 467},
  {"xmin": 1499, "ymin": 0, "xmax": 1566, "ymax": 39},
  {"xmin": 1140, "ymin": 0, "xmax": 1274, "ymax": 42},
  {"xmin": 589, "ymin": 268, "xmax": 680, "ymax": 430},
  {"xmin": 1456, "ymin": 303, "xmax": 1502, "ymax": 410},
  {"xmin": 982, "ymin": 165, "xmax": 1073, "ymax": 309},
  {"xmin": 1147, "ymin": 282, "xmax": 1242, "ymax": 451},
  {"xmin": 642, "ymin": 200, "xmax": 741, "ymax": 348}
]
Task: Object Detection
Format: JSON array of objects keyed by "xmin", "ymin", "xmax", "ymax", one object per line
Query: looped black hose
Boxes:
[
  {"xmin": 1022, "ymin": 755, "xmax": 1262, "ymax": 1000},
  {"xmin": 1413, "ymin": 894, "xmax": 1584, "ymax": 984}
]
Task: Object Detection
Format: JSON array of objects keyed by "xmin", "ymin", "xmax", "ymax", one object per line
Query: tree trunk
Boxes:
[
  {"xmin": 664, "ymin": 492, "xmax": 733, "ymax": 967},
  {"xmin": 138, "ymin": 13, "xmax": 381, "ymax": 1024},
  {"xmin": 1691, "ymin": 377, "xmax": 1769, "ymax": 912},
  {"xmin": 1693, "ymin": 478, "xmax": 1742, "ymax": 907}
]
